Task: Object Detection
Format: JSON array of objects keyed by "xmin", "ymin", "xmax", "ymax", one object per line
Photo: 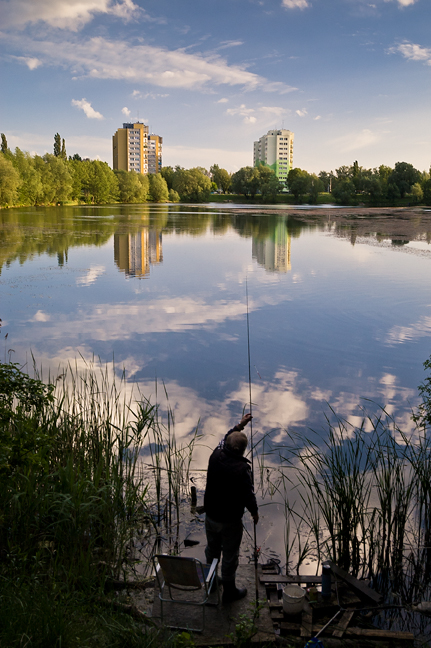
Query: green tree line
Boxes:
[
  {"xmin": 0, "ymin": 133, "xmax": 171, "ymax": 207},
  {"xmin": 227, "ymin": 160, "xmax": 431, "ymax": 206},
  {"xmin": 288, "ymin": 160, "xmax": 431, "ymax": 205},
  {"xmin": 0, "ymin": 133, "xmax": 213, "ymax": 207},
  {"xmin": 3, "ymin": 131, "xmax": 430, "ymax": 207}
]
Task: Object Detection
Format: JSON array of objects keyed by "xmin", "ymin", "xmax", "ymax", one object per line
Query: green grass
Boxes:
[
  {"xmin": 276, "ymin": 400, "xmax": 431, "ymax": 602},
  {"xmin": 0, "ymin": 359, "xmax": 200, "ymax": 647}
]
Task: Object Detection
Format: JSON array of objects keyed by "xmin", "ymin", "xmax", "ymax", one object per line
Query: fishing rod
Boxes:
[{"xmin": 246, "ymin": 277, "xmax": 259, "ymax": 608}]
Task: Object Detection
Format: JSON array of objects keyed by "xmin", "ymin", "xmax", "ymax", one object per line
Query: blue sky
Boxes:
[{"xmin": 1, "ymin": 0, "xmax": 430, "ymax": 173}]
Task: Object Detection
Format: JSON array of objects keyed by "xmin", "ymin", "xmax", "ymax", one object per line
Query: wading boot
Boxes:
[{"xmin": 222, "ymin": 580, "xmax": 247, "ymax": 604}]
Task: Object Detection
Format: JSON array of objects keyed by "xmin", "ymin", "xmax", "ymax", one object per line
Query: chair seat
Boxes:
[{"xmin": 153, "ymin": 554, "xmax": 220, "ymax": 632}]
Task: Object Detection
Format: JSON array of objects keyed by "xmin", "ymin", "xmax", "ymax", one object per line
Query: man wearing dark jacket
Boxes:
[{"xmin": 204, "ymin": 413, "xmax": 258, "ymax": 604}]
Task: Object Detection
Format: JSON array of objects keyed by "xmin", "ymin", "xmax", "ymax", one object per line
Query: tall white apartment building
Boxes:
[{"xmin": 253, "ymin": 129, "xmax": 294, "ymax": 182}]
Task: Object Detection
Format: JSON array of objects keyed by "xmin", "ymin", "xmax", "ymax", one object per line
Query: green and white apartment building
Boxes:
[{"xmin": 253, "ymin": 129, "xmax": 294, "ymax": 182}]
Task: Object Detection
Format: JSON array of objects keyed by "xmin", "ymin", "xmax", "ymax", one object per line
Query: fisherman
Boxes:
[{"xmin": 204, "ymin": 413, "xmax": 259, "ymax": 604}]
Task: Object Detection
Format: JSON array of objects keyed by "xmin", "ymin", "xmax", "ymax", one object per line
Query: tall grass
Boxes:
[
  {"xmin": 0, "ymin": 359, "xmax": 198, "ymax": 647},
  {"xmin": 277, "ymin": 403, "xmax": 431, "ymax": 602}
]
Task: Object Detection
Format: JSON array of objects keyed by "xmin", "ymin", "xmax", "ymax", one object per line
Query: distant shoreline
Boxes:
[{"xmin": 226, "ymin": 205, "xmax": 431, "ymax": 219}]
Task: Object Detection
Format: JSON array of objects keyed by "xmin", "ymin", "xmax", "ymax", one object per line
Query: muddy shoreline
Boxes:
[{"xmin": 228, "ymin": 206, "xmax": 431, "ymax": 242}]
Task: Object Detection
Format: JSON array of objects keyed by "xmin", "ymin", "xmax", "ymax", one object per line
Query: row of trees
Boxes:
[
  {"xmin": 2, "ymin": 132, "xmax": 431, "ymax": 206},
  {"xmin": 0, "ymin": 134, "xmax": 180, "ymax": 207},
  {"xmin": 288, "ymin": 161, "xmax": 431, "ymax": 205},
  {"xmin": 183, "ymin": 159, "xmax": 431, "ymax": 206},
  {"xmin": 0, "ymin": 133, "xmax": 230, "ymax": 207}
]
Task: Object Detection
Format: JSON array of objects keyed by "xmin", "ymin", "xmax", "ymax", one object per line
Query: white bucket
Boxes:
[{"xmin": 282, "ymin": 584, "xmax": 306, "ymax": 615}]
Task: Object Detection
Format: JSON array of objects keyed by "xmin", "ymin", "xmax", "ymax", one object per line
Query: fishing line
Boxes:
[{"xmin": 246, "ymin": 277, "xmax": 259, "ymax": 608}]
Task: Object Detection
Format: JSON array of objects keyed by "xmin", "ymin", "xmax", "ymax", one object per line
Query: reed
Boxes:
[
  {"xmin": 142, "ymin": 389, "xmax": 201, "ymax": 546},
  {"xmin": 278, "ymin": 400, "xmax": 431, "ymax": 602},
  {"xmin": 0, "ymin": 359, "xmax": 198, "ymax": 647}
]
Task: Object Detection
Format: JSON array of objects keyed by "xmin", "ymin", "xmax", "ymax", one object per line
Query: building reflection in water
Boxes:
[
  {"xmin": 114, "ymin": 229, "xmax": 163, "ymax": 278},
  {"xmin": 252, "ymin": 221, "xmax": 291, "ymax": 273}
]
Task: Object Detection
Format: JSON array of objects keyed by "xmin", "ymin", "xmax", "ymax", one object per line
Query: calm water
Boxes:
[
  {"xmin": 3, "ymin": 204, "xmax": 431, "ymax": 635},
  {"xmin": 2, "ymin": 204, "xmax": 431, "ymax": 457}
]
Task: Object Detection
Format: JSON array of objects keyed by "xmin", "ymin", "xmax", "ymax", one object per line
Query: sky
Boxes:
[{"xmin": 0, "ymin": 0, "xmax": 430, "ymax": 174}]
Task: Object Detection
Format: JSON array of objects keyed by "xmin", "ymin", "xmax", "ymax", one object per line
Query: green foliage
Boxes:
[
  {"xmin": 168, "ymin": 188, "xmax": 180, "ymax": 202},
  {"xmin": 173, "ymin": 631, "xmax": 196, "ymax": 648},
  {"xmin": 116, "ymin": 170, "xmax": 149, "ymax": 203},
  {"xmin": 172, "ymin": 167, "xmax": 211, "ymax": 202},
  {"xmin": 12, "ymin": 148, "xmax": 43, "ymax": 205},
  {"xmin": 0, "ymin": 359, "xmax": 203, "ymax": 647},
  {"xmin": 231, "ymin": 166, "xmax": 259, "ymax": 198},
  {"xmin": 386, "ymin": 181, "xmax": 401, "ymax": 200},
  {"xmin": 414, "ymin": 355, "xmax": 431, "ymax": 430},
  {"xmin": 0, "ymin": 363, "xmax": 55, "ymax": 477},
  {"xmin": 226, "ymin": 600, "xmax": 265, "ymax": 647},
  {"xmin": 280, "ymin": 372, "xmax": 431, "ymax": 599},
  {"xmin": 1, "ymin": 133, "xmax": 8, "ymax": 154},
  {"xmin": 0, "ymin": 578, "xmax": 177, "ymax": 648},
  {"xmin": 37, "ymin": 154, "xmax": 74, "ymax": 204},
  {"xmin": 149, "ymin": 173, "xmax": 169, "ymax": 202},
  {"xmin": 308, "ymin": 175, "xmax": 322, "ymax": 204},
  {"xmin": 411, "ymin": 182, "xmax": 423, "ymax": 203},
  {"xmin": 287, "ymin": 168, "xmax": 311, "ymax": 202},
  {"xmin": 53, "ymin": 133, "xmax": 61, "ymax": 158},
  {"xmin": 257, "ymin": 165, "xmax": 282, "ymax": 202},
  {"xmin": 0, "ymin": 153, "xmax": 20, "ymax": 206},
  {"xmin": 318, "ymin": 170, "xmax": 333, "ymax": 193},
  {"xmin": 389, "ymin": 161, "xmax": 420, "ymax": 198},
  {"xmin": 82, "ymin": 160, "xmax": 119, "ymax": 204},
  {"xmin": 160, "ymin": 166, "xmax": 175, "ymax": 190},
  {"xmin": 423, "ymin": 179, "xmax": 431, "ymax": 206},
  {"xmin": 331, "ymin": 178, "xmax": 356, "ymax": 205},
  {"xmin": 210, "ymin": 164, "xmax": 231, "ymax": 193}
]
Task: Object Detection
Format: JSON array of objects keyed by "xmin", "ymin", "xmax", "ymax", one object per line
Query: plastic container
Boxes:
[{"xmin": 282, "ymin": 584, "xmax": 306, "ymax": 615}]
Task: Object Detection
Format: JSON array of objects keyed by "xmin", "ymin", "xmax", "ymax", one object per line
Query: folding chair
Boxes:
[{"xmin": 153, "ymin": 554, "xmax": 220, "ymax": 633}]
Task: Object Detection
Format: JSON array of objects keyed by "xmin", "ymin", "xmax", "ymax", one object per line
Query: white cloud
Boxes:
[
  {"xmin": 314, "ymin": 115, "xmax": 321, "ymax": 120},
  {"xmin": 0, "ymin": 0, "xmax": 142, "ymax": 30},
  {"xmin": 122, "ymin": 106, "xmax": 131, "ymax": 116},
  {"xmin": 71, "ymin": 98, "xmax": 104, "ymax": 119},
  {"xmin": 390, "ymin": 41, "xmax": 431, "ymax": 65},
  {"xmin": 386, "ymin": 315, "xmax": 431, "ymax": 345},
  {"xmin": 226, "ymin": 103, "xmax": 288, "ymax": 125},
  {"xmin": 260, "ymin": 105, "xmax": 286, "ymax": 117},
  {"xmin": 76, "ymin": 265, "xmax": 106, "ymax": 286},
  {"xmin": 217, "ymin": 40, "xmax": 244, "ymax": 50},
  {"xmin": 226, "ymin": 104, "xmax": 257, "ymax": 124},
  {"xmin": 295, "ymin": 108, "xmax": 308, "ymax": 117},
  {"xmin": 282, "ymin": 0, "xmax": 309, "ymax": 8},
  {"xmin": 217, "ymin": 98, "xmax": 229, "ymax": 103},
  {"xmin": 385, "ymin": 0, "xmax": 418, "ymax": 6},
  {"xmin": 227, "ymin": 369, "xmax": 308, "ymax": 443},
  {"xmin": 34, "ymin": 296, "xmax": 249, "ymax": 340},
  {"xmin": 3, "ymin": 34, "xmax": 296, "ymax": 94},
  {"xmin": 31, "ymin": 310, "xmax": 51, "ymax": 322},
  {"xmin": 333, "ymin": 128, "xmax": 380, "ymax": 152},
  {"xmin": 11, "ymin": 55, "xmax": 42, "ymax": 69}
]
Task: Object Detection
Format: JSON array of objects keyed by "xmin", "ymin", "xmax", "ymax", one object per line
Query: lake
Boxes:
[
  {"xmin": 2, "ymin": 204, "xmax": 431, "ymax": 453},
  {"xmin": 2, "ymin": 202, "xmax": 431, "ymax": 636}
]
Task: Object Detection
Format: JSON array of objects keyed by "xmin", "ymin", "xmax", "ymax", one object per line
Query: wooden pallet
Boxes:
[{"xmin": 261, "ymin": 563, "xmax": 414, "ymax": 646}]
